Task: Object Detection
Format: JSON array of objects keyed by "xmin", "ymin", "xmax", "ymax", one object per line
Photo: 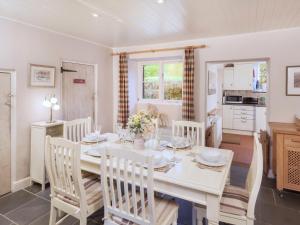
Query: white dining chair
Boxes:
[
  {"xmin": 172, "ymin": 120, "xmax": 205, "ymax": 146},
  {"xmin": 100, "ymin": 146, "xmax": 179, "ymax": 225},
  {"xmin": 63, "ymin": 117, "xmax": 92, "ymax": 142},
  {"xmin": 45, "ymin": 136, "xmax": 103, "ymax": 225},
  {"xmin": 193, "ymin": 132, "xmax": 263, "ymax": 225}
]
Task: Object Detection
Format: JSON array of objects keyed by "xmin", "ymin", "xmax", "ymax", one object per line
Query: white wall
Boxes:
[
  {"xmin": 113, "ymin": 27, "xmax": 300, "ymax": 125},
  {"xmin": 0, "ymin": 18, "xmax": 113, "ymax": 183}
]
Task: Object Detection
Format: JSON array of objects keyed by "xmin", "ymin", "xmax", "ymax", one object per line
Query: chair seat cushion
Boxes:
[
  {"xmin": 111, "ymin": 196, "xmax": 178, "ymax": 225},
  {"xmin": 57, "ymin": 172, "xmax": 102, "ymax": 207},
  {"xmin": 220, "ymin": 185, "xmax": 249, "ymax": 216}
]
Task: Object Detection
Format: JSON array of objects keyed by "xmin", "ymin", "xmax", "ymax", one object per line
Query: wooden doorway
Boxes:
[
  {"xmin": 0, "ymin": 72, "xmax": 12, "ymax": 196},
  {"xmin": 61, "ymin": 61, "xmax": 97, "ymax": 126}
]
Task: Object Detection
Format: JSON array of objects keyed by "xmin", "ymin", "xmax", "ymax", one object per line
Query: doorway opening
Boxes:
[
  {"xmin": 61, "ymin": 61, "xmax": 98, "ymax": 127},
  {"xmin": 0, "ymin": 70, "xmax": 16, "ymax": 196},
  {"xmin": 205, "ymin": 59, "xmax": 269, "ymax": 166}
]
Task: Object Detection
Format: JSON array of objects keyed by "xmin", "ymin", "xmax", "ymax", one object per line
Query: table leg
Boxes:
[{"xmin": 206, "ymin": 194, "xmax": 220, "ymax": 225}]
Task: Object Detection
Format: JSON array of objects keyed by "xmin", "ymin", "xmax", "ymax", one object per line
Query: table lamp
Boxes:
[{"xmin": 43, "ymin": 94, "xmax": 60, "ymax": 123}]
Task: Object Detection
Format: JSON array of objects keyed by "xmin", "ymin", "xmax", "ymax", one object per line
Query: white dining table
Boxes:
[{"xmin": 80, "ymin": 136, "xmax": 233, "ymax": 225}]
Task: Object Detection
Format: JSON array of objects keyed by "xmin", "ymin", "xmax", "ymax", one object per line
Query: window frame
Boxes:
[{"xmin": 138, "ymin": 59, "xmax": 184, "ymax": 104}]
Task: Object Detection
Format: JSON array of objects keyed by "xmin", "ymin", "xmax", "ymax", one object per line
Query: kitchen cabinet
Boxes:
[
  {"xmin": 223, "ymin": 67, "xmax": 234, "ymax": 90},
  {"xmin": 256, "ymin": 107, "xmax": 267, "ymax": 132},
  {"xmin": 223, "ymin": 63, "xmax": 254, "ymax": 90},
  {"xmin": 222, "ymin": 105, "xmax": 233, "ymax": 129},
  {"xmin": 223, "ymin": 105, "xmax": 255, "ymax": 131}
]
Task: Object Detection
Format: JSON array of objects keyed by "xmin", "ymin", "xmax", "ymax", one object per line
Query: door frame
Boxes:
[
  {"xmin": 60, "ymin": 60, "xmax": 98, "ymax": 126},
  {"xmin": 0, "ymin": 69, "xmax": 17, "ymax": 192}
]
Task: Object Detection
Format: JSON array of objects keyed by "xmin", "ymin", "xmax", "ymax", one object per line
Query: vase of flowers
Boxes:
[{"xmin": 127, "ymin": 112, "xmax": 154, "ymax": 150}]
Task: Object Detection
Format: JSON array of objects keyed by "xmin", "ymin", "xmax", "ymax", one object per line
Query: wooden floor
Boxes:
[{"xmin": 220, "ymin": 133, "xmax": 254, "ymax": 165}]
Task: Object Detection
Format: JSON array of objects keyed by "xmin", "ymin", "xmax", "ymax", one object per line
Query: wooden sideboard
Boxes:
[
  {"xmin": 30, "ymin": 121, "xmax": 64, "ymax": 190},
  {"xmin": 269, "ymin": 122, "xmax": 300, "ymax": 192}
]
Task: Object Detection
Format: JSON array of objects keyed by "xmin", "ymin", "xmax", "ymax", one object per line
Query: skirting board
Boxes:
[
  {"xmin": 223, "ymin": 129, "xmax": 254, "ymax": 136},
  {"xmin": 12, "ymin": 177, "xmax": 31, "ymax": 192}
]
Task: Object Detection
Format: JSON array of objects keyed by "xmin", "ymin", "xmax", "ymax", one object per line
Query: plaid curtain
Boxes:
[
  {"xmin": 182, "ymin": 47, "xmax": 195, "ymax": 121},
  {"xmin": 117, "ymin": 53, "xmax": 129, "ymax": 128}
]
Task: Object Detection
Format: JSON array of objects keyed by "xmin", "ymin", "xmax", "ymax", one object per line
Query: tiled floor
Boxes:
[{"xmin": 0, "ymin": 164, "xmax": 299, "ymax": 225}]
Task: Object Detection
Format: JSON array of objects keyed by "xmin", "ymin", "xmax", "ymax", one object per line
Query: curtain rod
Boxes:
[{"xmin": 111, "ymin": 44, "xmax": 207, "ymax": 56}]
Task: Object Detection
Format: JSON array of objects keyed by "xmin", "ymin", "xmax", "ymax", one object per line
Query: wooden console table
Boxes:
[{"xmin": 269, "ymin": 122, "xmax": 300, "ymax": 192}]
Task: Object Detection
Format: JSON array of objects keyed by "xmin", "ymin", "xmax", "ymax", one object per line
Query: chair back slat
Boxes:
[
  {"xmin": 63, "ymin": 117, "xmax": 92, "ymax": 142},
  {"xmin": 101, "ymin": 146, "xmax": 155, "ymax": 225},
  {"xmin": 45, "ymin": 136, "xmax": 86, "ymax": 208},
  {"xmin": 245, "ymin": 133, "xmax": 263, "ymax": 219},
  {"xmin": 172, "ymin": 120, "xmax": 205, "ymax": 146}
]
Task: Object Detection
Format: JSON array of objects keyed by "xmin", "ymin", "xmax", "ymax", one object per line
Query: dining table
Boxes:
[{"xmin": 80, "ymin": 133, "xmax": 233, "ymax": 225}]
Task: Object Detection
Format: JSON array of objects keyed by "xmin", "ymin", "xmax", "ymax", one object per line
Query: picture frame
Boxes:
[
  {"xmin": 286, "ymin": 66, "xmax": 300, "ymax": 96},
  {"xmin": 30, "ymin": 64, "xmax": 56, "ymax": 87}
]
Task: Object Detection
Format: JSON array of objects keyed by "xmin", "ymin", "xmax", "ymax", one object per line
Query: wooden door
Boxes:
[
  {"xmin": 62, "ymin": 62, "xmax": 95, "ymax": 123},
  {"xmin": 0, "ymin": 72, "xmax": 11, "ymax": 196}
]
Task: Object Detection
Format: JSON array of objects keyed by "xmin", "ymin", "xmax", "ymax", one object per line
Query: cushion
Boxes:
[
  {"xmin": 111, "ymin": 195, "xmax": 178, "ymax": 225},
  {"xmin": 220, "ymin": 185, "xmax": 249, "ymax": 216},
  {"xmin": 57, "ymin": 172, "xmax": 102, "ymax": 207}
]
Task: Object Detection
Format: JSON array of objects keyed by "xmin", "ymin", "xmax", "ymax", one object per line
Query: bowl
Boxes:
[{"xmin": 199, "ymin": 149, "xmax": 221, "ymax": 163}]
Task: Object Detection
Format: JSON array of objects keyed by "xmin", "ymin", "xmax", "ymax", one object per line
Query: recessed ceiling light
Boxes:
[
  {"xmin": 157, "ymin": 0, "xmax": 165, "ymax": 4},
  {"xmin": 91, "ymin": 13, "xmax": 99, "ymax": 18}
]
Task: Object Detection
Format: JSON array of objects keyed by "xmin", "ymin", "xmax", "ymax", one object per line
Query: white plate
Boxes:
[
  {"xmin": 101, "ymin": 133, "xmax": 119, "ymax": 143},
  {"xmin": 195, "ymin": 154, "xmax": 227, "ymax": 167},
  {"xmin": 86, "ymin": 146, "xmax": 105, "ymax": 157},
  {"xmin": 167, "ymin": 142, "xmax": 190, "ymax": 149},
  {"xmin": 82, "ymin": 136, "xmax": 106, "ymax": 143}
]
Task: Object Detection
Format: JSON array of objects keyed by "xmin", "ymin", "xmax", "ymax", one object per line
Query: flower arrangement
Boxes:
[{"xmin": 127, "ymin": 112, "xmax": 154, "ymax": 138}]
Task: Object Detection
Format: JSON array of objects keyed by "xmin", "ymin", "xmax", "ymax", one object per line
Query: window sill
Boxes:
[{"xmin": 137, "ymin": 100, "xmax": 182, "ymax": 106}]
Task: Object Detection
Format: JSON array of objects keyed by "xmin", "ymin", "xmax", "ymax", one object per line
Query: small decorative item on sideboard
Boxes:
[
  {"xmin": 295, "ymin": 114, "xmax": 300, "ymax": 131},
  {"xmin": 42, "ymin": 94, "xmax": 60, "ymax": 123}
]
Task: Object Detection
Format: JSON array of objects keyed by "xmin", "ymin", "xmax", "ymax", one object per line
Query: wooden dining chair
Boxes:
[
  {"xmin": 194, "ymin": 132, "xmax": 263, "ymax": 225},
  {"xmin": 172, "ymin": 120, "xmax": 205, "ymax": 146},
  {"xmin": 100, "ymin": 146, "xmax": 179, "ymax": 225},
  {"xmin": 45, "ymin": 136, "xmax": 103, "ymax": 225},
  {"xmin": 63, "ymin": 117, "xmax": 92, "ymax": 142}
]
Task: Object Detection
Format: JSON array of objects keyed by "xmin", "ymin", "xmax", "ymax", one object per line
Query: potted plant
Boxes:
[{"xmin": 127, "ymin": 112, "xmax": 154, "ymax": 149}]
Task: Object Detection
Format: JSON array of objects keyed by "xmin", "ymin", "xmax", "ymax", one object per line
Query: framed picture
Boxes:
[
  {"xmin": 208, "ymin": 70, "xmax": 217, "ymax": 95},
  {"xmin": 286, "ymin": 66, "xmax": 300, "ymax": 96},
  {"xmin": 30, "ymin": 64, "xmax": 55, "ymax": 87}
]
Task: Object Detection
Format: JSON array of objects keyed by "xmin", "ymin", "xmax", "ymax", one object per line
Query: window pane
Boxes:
[
  {"xmin": 163, "ymin": 62, "xmax": 183, "ymax": 100},
  {"xmin": 143, "ymin": 64, "xmax": 160, "ymax": 99}
]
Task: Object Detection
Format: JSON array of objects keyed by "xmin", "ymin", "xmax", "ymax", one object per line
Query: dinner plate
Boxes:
[
  {"xmin": 82, "ymin": 136, "xmax": 106, "ymax": 143},
  {"xmin": 195, "ymin": 154, "xmax": 227, "ymax": 167},
  {"xmin": 86, "ymin": 147, "xmax": 104, "ymax": 157},
  {"xmin": 166, "ymin": 142, "xmax": 190, "ymax": 149}
]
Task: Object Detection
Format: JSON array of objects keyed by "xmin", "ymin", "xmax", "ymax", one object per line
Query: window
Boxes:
[{"xmin": 139, "ymin": 60, "xmax": 183, "ymax": 102}]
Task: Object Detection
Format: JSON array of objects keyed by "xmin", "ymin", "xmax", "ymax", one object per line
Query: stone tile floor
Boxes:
[{"xmin": 0, "ymin": 164, "xmax": 299, "ymax": 225}]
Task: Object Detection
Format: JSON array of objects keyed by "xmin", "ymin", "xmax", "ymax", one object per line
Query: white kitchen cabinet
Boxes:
[
  {"xmin": 222, "ymin": 105, "xmax": 234, "ymax": 129},
  {"xmin": 223, "ymin": 67, "xmax": 234, "ymax": 90},
  {"xmin": 223, "ymin": 63, "xmax": 254, "ymax": 90},
  {"xmin": 30, "ymin": 121, "xmax": 64, "ymax": 190},
  {"xmin": 234, "ymin": 63, "xmax": 254, "ymax": 90},
  {"xmin": 233, "ymin": 118, "xmax": 254, "ymax": 131},
  {"xmin": 255, "ymin": 107, "xmax": 267, "ymax": 132}
]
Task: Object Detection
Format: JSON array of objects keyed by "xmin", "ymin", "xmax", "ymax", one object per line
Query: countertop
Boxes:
[{"xmin": 222, "ymin": 103, "xmax": 266, "ymax": 107}]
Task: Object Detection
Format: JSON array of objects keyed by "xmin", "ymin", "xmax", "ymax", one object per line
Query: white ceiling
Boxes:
[{"xmin": 1, "ymin": 0, "xmax": 300, "ymax": 47}]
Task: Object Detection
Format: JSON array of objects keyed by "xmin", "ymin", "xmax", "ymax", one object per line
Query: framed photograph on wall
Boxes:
[
  {"xmin": 30, "ymin": 64, "xmax": 55, "ymax": 87},
  {"xmin": 286, "ymin": 66, "xmax": 300, "ymax": 96}
]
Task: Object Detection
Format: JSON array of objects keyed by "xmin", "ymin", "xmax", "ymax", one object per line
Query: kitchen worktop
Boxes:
[{"xmin": 222, "ymin": 103, "xmax": 266, "ymax": 107}]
